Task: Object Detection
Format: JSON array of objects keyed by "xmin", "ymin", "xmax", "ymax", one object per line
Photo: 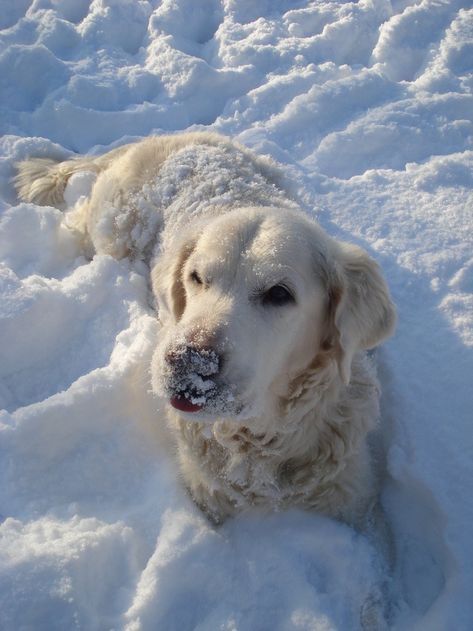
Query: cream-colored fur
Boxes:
[{"xmin": 14, "ymin": 132, "xmax": 396, "ymax": 527}]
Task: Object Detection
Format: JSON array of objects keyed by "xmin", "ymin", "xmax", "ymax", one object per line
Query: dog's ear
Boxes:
[
  {"xmin": 323, "ymin": 242, "xmax": 396, "ymax": 384},
  {"xmin": 150, "ymin": 235, "xmax": 197, "ymax": 324}
]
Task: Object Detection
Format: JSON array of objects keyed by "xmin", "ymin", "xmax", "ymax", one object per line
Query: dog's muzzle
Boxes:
[{"xmin": 164, "ymin": 345, "xmax": 221, "ymax": 413}]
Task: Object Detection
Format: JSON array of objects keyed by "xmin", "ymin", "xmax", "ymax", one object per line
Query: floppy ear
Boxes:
[
  {"xmin": 325, "ymin": 242, "xmax": 396, "ymax": 384},
  {"xmin": 150, "ymin": 235, "xmax": 197, "ymax": 324}
]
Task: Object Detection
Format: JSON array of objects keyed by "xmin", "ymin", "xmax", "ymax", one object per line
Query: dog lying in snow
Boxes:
[{"xmin": 15, "ymin": 132, "xmax": 396, "ymax": 526}]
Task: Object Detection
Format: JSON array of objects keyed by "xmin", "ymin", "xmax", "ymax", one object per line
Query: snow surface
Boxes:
[{"xmin": 1, "ymin": 1, "xmax": 473, "ymax": 629}]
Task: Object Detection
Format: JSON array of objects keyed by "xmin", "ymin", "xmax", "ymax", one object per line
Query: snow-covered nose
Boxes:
[
  {"xmin": 165, "ymin": 345, "xmax": 221, "ymax": 377},
  {"xmin": 165, "ymin": 345, "xmax": 222, "ymax": 413}
]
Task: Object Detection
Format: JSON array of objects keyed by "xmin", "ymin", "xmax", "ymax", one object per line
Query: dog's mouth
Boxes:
[
  {"xmin": 168, "ymin": 378, "xmax": 239, "ymax": 416},
  {"xmin": 169, "ymin": 377, "xmax": 217, "ymax": 413},
  {"xmin": 170, "ymin": 395, "xmax": 204, "ymax": 413}
]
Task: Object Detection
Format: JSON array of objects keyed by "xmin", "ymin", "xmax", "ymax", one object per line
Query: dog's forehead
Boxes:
[{"xmin": 194, "ymin": 210, "xmax": 314, "ymax": 275}]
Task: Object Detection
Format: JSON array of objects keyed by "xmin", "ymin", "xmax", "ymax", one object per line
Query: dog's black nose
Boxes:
[{"xmin": 165, "ymin": 345, "xmax": 221, "ymax": 376}]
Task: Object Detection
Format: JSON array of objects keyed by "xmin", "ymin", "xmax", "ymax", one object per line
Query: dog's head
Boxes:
[{"xmin": 150, "ymin": 207, "xmax": 395, "ymax": 422}]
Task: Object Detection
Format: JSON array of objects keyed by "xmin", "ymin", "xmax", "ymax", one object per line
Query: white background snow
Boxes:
[{"xmin": 1, "ymin": 0, "xmax": 472, "ymax": 629}]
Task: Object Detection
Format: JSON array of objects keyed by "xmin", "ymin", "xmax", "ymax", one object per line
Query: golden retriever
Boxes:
[{"xmin": 15, "ymin": 132, "xmax": 396, "ymax": 526}]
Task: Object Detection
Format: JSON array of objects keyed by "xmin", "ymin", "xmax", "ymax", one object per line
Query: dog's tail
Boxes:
[
  {"xmin": 14, "ymin": 144, "xmax": 130, "ymax": 207},
  {"xmin": 14, "ymin": 156, "xmax": 94, "ymax": 207}
]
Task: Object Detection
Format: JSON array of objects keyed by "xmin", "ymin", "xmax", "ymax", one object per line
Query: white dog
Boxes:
[{"xmin": 15, "ymin": 132, "xmax": 396, "ymax": 526}]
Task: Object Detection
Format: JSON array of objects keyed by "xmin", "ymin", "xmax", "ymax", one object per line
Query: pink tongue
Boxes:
[{"xmin": 170, "ymin": 396, "xmax": 203, "ymax": 413}]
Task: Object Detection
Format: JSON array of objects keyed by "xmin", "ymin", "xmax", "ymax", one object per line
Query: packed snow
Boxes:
[{"xmin": 1, "ymin": 1, "xmax": 473, "ymax": 629}]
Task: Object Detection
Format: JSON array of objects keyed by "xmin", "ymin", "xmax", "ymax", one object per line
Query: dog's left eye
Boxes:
[
  {"xmin": 190, "ymin": 270, "xmax": 203, "ymax": 285},
  {"xmin": 261, "ymin": 285, "xmax": 295, "ymax": 307}
]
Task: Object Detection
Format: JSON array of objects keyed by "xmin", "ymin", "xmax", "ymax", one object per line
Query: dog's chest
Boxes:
[{"xmin": 177, "ymin": 420, "xmax": 334, "ymax": 513}]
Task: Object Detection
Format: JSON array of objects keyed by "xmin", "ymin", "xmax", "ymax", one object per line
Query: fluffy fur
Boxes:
[{"xmin": 14, "ymin": 132, "xmax": 396, "ymax": 527}]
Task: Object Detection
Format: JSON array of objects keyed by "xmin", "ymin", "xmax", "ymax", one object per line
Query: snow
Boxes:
[{"xmin": 1, "ymin": 1, "xmax": 472, "ymax": 629}]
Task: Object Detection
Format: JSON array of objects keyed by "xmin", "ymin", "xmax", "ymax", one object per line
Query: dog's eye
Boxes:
[
  {"xmin": 190, "ymin": 270, "xmax": 203, "ymax": 285},
  {"xmin": 261, "ymin": 284, "xmax": 295, "ymax": 307}
]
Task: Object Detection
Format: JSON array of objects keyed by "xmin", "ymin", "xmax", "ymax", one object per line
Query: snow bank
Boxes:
[{"xmin": 1, "ymin": 1, "xmax": 472, "ymax": 630}]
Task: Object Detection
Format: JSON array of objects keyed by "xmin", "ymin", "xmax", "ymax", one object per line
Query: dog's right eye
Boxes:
[
  {"xmin": 261, "ymin": 284, "xmax": 295, "ymax": 307},
  {"xmin": 190, "ymin": 270, "xmax": 203, "ymax": 285}
]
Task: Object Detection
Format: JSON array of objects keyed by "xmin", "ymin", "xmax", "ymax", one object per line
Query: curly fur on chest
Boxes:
[{"xmin": 170, "ymin": 353, "xmax": 380, "ymax": 525}]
